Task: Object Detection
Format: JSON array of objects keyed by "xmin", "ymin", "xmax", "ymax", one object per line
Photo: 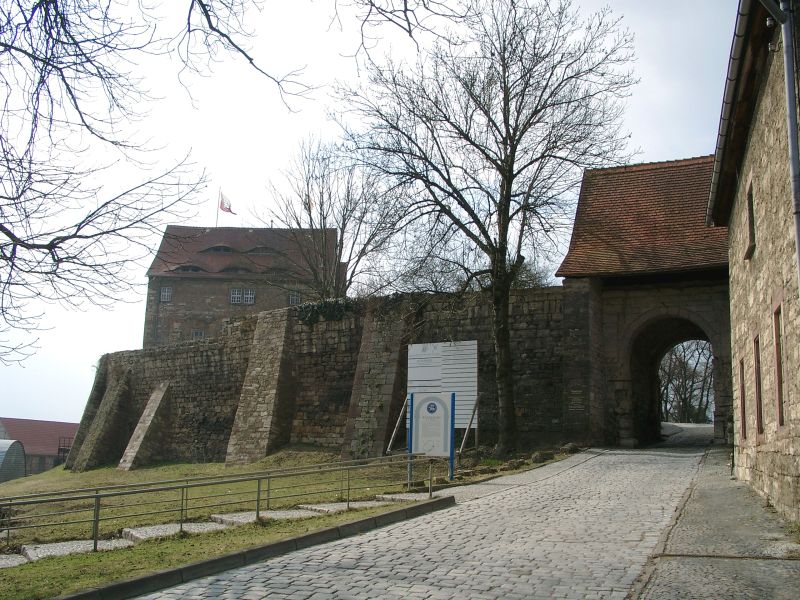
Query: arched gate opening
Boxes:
[{"xmin": 628, "ymin": 317, "xmax": 723, "ymax": 445}]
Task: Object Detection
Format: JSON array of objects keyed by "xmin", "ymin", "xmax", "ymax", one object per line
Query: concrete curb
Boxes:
[{"xmin": 56, "ymin": 496, "xmax": 455, "ymax": 600}]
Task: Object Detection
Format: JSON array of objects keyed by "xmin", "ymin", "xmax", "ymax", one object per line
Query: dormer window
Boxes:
[
  {"xmin": 174, "ymin": 265, "xmax": 203, "ymax": 272},
  {"xmin": 206, "ymin": 245, "xmax": 234, "ymax": 253}
]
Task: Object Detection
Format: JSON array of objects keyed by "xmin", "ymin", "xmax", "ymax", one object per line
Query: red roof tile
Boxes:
[
  {"xmin": 556, "ymin": 156, "xmax": 728, "ymax": 278},
  {"xmin": 0, "ymin": 417, "xmax": 79, "ymax": 456},
  {"xmin": 147, "ymin": 226, "xmax": 338, "ymax": 279}
]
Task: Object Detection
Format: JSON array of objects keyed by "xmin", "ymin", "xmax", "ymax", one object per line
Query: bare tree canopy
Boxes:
[
  {"xmin": 265, "ymin": 138, "xmax": 406, "ymax": 299},
  {"xmin": 659, "ymin": 340, "xmax": 714, "ymax": 424},
  {"xmin": 342, "ymin": 0, "xmax": 636, "ymax": 454},
  {"xmin": 0, "ymin": 0, "xmax": 454, "ymax": 363}
]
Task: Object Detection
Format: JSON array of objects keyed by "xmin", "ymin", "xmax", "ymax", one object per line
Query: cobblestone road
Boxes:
[{"xmin": 140, "ymin": 446, "xmax": 704, "ymax": 599}]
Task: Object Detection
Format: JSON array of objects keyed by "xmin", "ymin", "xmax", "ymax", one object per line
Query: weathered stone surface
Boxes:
[
  {"xmin": 118, "ymin": 382, "xmax": 172, "ymax": 471},
  {"xmin": 69, "ymin": 362, "xmax": 133, "ymax": 471},
  {"xmin": 342, "ymin": 299, "xmax": 411, "ymax": 459},
  {"xmin": 725, "ymin": 33, "xmax": 800, "ymax": 522},
  {"xmin": 225, "ymin": 310, "xmax": 296, "ymax": 465},
  {"xmin": 69, "ymin": 279, "xmax": 736, "ymax": 476}
]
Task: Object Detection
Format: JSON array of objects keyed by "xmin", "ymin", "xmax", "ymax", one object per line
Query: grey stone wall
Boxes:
[
  {"xmin": 225, "ymin": 309, "xmax": 297, "ymax": 464},
  {"xmin": 68, "ymin": 318, "xmax": 256, "ymax": 469},
  {"xmin": 289, "ymin": 311, "xmax": 364, "ymax": 448},
  {"xmin": 70, "ymin": 287, "xmax": 594, "ymax": 470},
  {"xmin": 597, "ymin": 277, "xmax": 732, "ymax": 447},
  {"xmin": 728, "ymin": 35, "xmax": 800, "ymax": 522}
]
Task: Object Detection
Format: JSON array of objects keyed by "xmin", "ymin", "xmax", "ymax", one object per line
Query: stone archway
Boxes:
[
  {"xmin": 627, "ymin": 316, "xmax": 714, "ymax": 445},
  {"xmin": 589, "ymin": 280, "xmax": 732, "ymax": 448}
]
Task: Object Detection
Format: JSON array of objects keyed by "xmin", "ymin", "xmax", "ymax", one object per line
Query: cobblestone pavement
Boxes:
[
  {"xmin": 139, "ymin": 446, "xmax": 704, "ymax": 599},
  {"xmin": 636, "ymin": 446, "xmax": 800, "ymax": 600}
]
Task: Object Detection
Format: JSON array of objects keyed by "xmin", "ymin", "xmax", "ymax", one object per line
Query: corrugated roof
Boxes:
[
  {"xmin": 556, "ymin": 156, "xmax": 729, "ymax": 278},
  {"xmin": 146, "ymin": 226, "xmax": 338, "ymax": 279},
  {"xmin": 0, "ymin": 418, "xmax": 78, "ymax": 456}
]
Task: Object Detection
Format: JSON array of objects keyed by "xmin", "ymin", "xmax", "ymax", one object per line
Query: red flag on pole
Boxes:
[{"xmin": 219, "ymin": 191, "xmax": 236, "ymax": 215}]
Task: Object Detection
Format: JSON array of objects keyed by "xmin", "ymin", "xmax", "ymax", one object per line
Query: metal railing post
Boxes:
[
  {"xmin": 256, "ymin": 479, "xmax": 262, "ymax": 520},
  {"xmin": 5, "ymin": 499, "xmax": 11, "ymax": 546},
  {"xmin": 428, "ymin": 460, "xmax": 433, "ymax": 499},
  {"xmin": 266, "ymin": 475, "xmax": 271, "ymax": 511},
  {"xmin": 179, "ymin": 485, "xmax": 186, "ymax": 533},
  {"xmin": 92, "ymin": 491, "xmax": 100, "ymax": 552},
  {"xmin": 340, "ymin": 464, "xmax": 345, "ymax": 501},
  {"xmin": 346, "ymin": 468, "xmax": 351, "ymax": 510}
]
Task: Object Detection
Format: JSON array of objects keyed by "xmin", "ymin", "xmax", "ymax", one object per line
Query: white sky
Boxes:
[{"xmin": 2, "ymin": 1, "xmax": 739, "ymax": 423}]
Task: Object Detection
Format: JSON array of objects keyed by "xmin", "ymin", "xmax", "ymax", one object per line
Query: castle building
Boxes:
[
  {"xmin": 143, "ymin": 226, "xmax": 339, "ymax": 347},
  {"xmin": 706, "ymin": 0, "xmax": 800, "ymax": 521}
]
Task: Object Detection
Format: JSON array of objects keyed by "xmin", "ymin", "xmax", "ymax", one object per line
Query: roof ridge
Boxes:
[
  {"xmin": 585, "ymin": 154, "xmax": 715, "ymax": 176},
  {"xmin": 0, "ymin": 417, "xmax": 78, "ymax": 425}
]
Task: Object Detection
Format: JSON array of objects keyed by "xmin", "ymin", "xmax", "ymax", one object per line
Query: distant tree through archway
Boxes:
[{"xmin": 658, "ymin": 340, "xmax": 714, "ymax": 424}]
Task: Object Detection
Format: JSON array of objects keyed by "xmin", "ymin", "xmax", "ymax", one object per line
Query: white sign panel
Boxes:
[
  {"xmin": 408, "ymin": 341, "xmax": 477, "ymax": 429},
  {"xmin": 411, "ymin": 395, "xmax": 451, "ymax": 457}
]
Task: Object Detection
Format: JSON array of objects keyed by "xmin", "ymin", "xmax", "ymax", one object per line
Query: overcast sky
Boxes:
[{"xmin": 2, "ymin": 1, "xmax": 739, "ymax": 423}]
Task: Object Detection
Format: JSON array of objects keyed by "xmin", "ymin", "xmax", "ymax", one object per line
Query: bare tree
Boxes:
[
  {"xmin": 659, "ymin": 340, "xmax": 714, "ymax": 424},
  {"xmin": 266, "ymin": 139, "xmax": 405, "ymax": 299},
  {"xmin": 0, "ymin": 1, "xmax": 458, "ymax": 363},
  {"xmin": 342, "ymin": 0, "xmax": 635, "ymax": 454}
]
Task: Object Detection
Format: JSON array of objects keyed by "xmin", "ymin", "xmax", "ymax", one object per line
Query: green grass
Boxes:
[
  {"xmin": 0, "ymin": 445, "xmax": 570, "ymax": 598},
  {"xmin": 0, "ymin": 446, "xmax": 429, "ymax": 546},
  {"xmin": 0, "ymin": 505, "xmax": 406, "ymax": 600}
]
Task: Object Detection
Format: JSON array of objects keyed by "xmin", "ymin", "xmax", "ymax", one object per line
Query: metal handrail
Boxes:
[
  {"xmin": 1, "ymin": 455, "xmax": 448, "ymax": 550},
  {"xmin": 0, "ymin": 453, "xmax": 414, "ymax": 503}
]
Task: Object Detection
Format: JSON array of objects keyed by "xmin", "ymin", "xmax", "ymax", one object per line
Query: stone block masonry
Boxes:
[
  {"xmin": 68, "ymin": 288, "xmax": 611, "ymax": 471},
  {"xmin": 225, "ymin": 309, "xmax": 296, "ymax": 465},
  {"xmin": 118, "ymin": 382, "xmax": 172, "ymax": 471}
]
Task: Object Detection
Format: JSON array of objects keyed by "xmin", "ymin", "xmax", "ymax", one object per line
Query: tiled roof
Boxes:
[
  {"xmin": 0, "ymin": 417, "xmax": 79, "ymax": 456},
  {"xmin": 556, "ymin": 156, "xmax": 728, "ymax": 278},
  {"xmin": 146, "ymin": 226, "xmax": 337, "ymax": 280}
]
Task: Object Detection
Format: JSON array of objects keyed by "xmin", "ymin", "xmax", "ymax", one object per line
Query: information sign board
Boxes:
[
  {"xmin": 407, "ymin": 341, "xmax": 477, "ymax": 429},
  {"xmin": 411, "ymin": 395, "xmax": 451, "ymax": 457}
]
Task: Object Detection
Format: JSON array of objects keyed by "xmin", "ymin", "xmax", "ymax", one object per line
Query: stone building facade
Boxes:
[
  {"xmin": 707, "ymin": 1, "xmax": 800, "ymax": 521},
  {"xmin": 143, "ymin": 226, "xmax": 341, "ymax": 347},
  {"xmin": 557, "ymin": 156, "xmax": 732, "ymax": 448}
]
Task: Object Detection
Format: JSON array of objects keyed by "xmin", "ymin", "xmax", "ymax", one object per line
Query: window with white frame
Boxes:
[
  {"xmin": 230, "ymin": 288, "xmax": 242, "ymax": 304},
  {"xmin": 191, "ymin": 329, "xmax": 205, "ymax": 341},
  {"xmin": 160, "ymin": 286, "xmax": 172, "ymax": 303},
  {"xmin": 243, "ymin": 289, "xmax": 256, "ymax": 304},
  {"xmin": 288, "ymin": 290, "xmax": 301, "ymax": 306}
]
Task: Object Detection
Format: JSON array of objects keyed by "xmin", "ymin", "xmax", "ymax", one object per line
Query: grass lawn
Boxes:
[
  {"xmin": 0, "ymin": 444, "xmax": 571, "ymax": 598},
  {"xmin": 0, "ymin": 446, "xmax": 427, "ymax": 545},
  {"xmin": 0, "ymin": 504, "xmax": 408, "ymax": 600}
]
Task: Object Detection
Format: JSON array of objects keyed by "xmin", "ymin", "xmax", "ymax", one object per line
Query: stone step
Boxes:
[
  {"xmin": 22, "ymin": 539, "xmax": 134, "ymax": 561},
  {"xmin": 210, "ymin": 509, "xmax": 320, "ymax": 526},
  {"xmin": 122, "ymin": 522, "xmax": 228, "ymax": 543},
  {"xmin": 295, "ymin": 500, "xmax": 392, "ymax": 514},
  {"xmin": 0, "ymin": 555, "xmax": 28, "ymax": 569}
]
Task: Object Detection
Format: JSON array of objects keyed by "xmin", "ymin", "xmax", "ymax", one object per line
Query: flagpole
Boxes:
[{"xmin": 215, "ymin": 188, "xmax": 220, "ymax": 228}]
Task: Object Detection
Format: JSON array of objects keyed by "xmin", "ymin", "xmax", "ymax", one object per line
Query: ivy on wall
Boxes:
[{"xmin": 296, "ymin": 298, "xmax": 361, "ymax": 325}]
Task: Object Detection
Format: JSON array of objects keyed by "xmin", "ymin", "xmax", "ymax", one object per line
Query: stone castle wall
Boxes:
[
  {"xmin": 67, "ymin": 319, "xmax": 257, "ymax": 470},
  {"xmin": 68, "ymin": 286, "xmax": 598, "ymax": 470},
  {"xmin": 727, "ymin": 34, "xmax": 800, "ymax": 522}
]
